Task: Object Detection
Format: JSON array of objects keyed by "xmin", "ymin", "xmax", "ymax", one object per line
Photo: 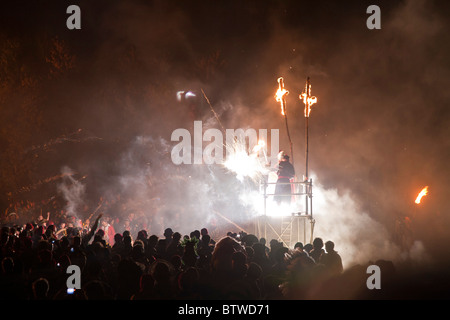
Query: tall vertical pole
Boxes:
[
  {"xmin": 305, "ymin": 77, "xmax": 310, "ymax": 217},
  {"xmin": 300, "ymin": 77, "xmax": 317, "ymax": 216},
  {"xmin": 305, "ymin": 113, "xmax": 309, "ymax": 216},
  {"xmin": 285, "ymin": 112, "xmax": 294, "ymax": 168},
  {"xmin": 304, "ymin": 77, "xmax": 311, "ymax": 182}
]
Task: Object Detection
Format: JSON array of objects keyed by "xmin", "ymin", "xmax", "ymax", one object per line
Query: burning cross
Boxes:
[
  {"xmin": 275, "ymin": 77, "xmax": 289, "ymax": 116},
  {"xmin": 299, "ymin": 77, "xmax": 317, "ymax": 117}
]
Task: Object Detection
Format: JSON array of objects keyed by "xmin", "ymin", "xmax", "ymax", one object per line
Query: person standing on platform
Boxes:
[{"xmin": 274, "ymin": 152, "xmax": 295, "ymax": 205}]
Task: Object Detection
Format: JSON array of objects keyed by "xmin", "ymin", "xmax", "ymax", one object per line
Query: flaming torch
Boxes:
[
  {"xmin": 299, "ymin": 77, "xmax": 318, "ymax": 181},
  {"xmin": 275, "ymin": 77, "xmax": 294, "ymax": 167},
  {"xmin": 275, "ymin": 77, "xmax": 289, "ymax": 116},
  {"xmin": 415, "ymin": 186, "xmax": 429, "ymax": 204}
]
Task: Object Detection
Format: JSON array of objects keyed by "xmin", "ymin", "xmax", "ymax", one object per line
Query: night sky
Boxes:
[{"xmin": 1, "ymin": 0, "xmax": 450, "ymax": 268}]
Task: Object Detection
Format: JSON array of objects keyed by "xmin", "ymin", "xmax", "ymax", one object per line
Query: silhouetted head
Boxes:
[
  {"xmin": 172, "ymin": 232, "xmax": 182, "ymax": 242},
  {"xmin": 32, "ymin": 278, "xmax": 49, "ymax": 299},
  {"xmin": 325, "ymin": 240, "xmax": 335, "ymax": 253},
  {"xmin": 294, "ymin": 242, "xmax": 304, "ymax": 250},
  {"xmin": 312, "ymin": 237, "xmax": 324, "ymax": 249},
  {"xmin": 1, "ymin": 257, "xmax": 14, "ymax": 274},
  {"xmin": 114, "ymin": 233, "xmax": 123, "ymax": 244},
  {"xmin": 137, "ymin": 230, "xmax": 148, "ymax": 240},
  {"xmin": 304, "ymin": 243, "xmax": 313, "ymax": 253},
  {"xmin": 164, "ymin": 228, "xmax": 173, "ymax": 238}
]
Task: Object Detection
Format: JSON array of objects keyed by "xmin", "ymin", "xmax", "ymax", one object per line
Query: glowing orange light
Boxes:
[
  {"xmin": 275, "ymin": 77, "xmax": 289, "ymax": 116},
  {"xmin": 300, "ymin": 78, "xmax": 318, "ymax": 117},
  {"xmin": 415, "ymin": 186, "xmax": 428, "ymax": 204}
]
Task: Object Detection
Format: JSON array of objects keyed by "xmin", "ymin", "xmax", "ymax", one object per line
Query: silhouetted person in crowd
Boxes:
[
  {"xmin": 259, "ymin": 237, "xmax": 270, "ymax": 255},
  {"xmin": 136, "ymin": 230, "xmax": 148, "ymax": 249},
  {"xmin": 190, "ymin": 229, "xmax": 201, "ymax": 240},
  {"xmin": 240, "ymin": 233, "xmax": 259, "ymax": 248},
  {"xmin": 294, "ymin": 242, "xmax": 303, "ymax": 251},
  {"xmin": 155, "ymin": 239, "xmax": 168, "ymax": 260},
  {"xmin": 131, "ymin": 241, "xmax": 150, "ymax": 268},
  {"xmin": 182, "ymin": 239, "xmax": 199, "ymax": 269},
  {"xmin": 268, "ymin": 239, "xmax": 283, "ymax": 264},
  {"xmin": 303, "ymin": 243, "xmax": 313, "ymax": 254},
  {"xmin": 122, "ymin": 229, "xmax": 131, "ymax": 239},
  {"xmin": 197, "ymin": 234, "xmax": 214, "ymax": 270},
  {"xmin": 1, "ymin": 256, "xmax": 25, "ymax": 299},
  {"xmin": 131, "ymin": 274, "xmax": 155, "ymax": 300},
  {"xmin": 270, "ymin": 246, "xmax": 290, "ymax": 279},
  {"xmin": 170, "ymin": 255, "xmax": 183, "ymax": 275},
  {"xmin": 45, "ymin": 224, "xmax": 57, "ymax": 243},
  {"xmin": 244, "ymin": 246, "xmax": 254, "ymax": 263},
  {"xmin": 166, "ymin": 232, "xmax": 183, "ymax": 259},
  {"xmin": 177, "ymin": 267, "xmax": 201, "ymax": 299},
  {"xmin": 209, "ymin": 236, "xmax": 243, "ymax": 297},
  {"xmin": 201, "ymin": 228, "xmax": 215, "ymax": 246},
  {"xmin": 116, "ymin": 258, "xmax": 143, "ymax": 300},
  {"xmin": 309, "ymin": 237, "xmax": 325, "ymax": 263},
  {"xmin": 251, "ymin": 242, "xmax": 271, "ymax": 275},
  {"xmin": 320, "ymin": 241, "xmax": 343, "ymax": 278},
  {"xmin": 84, "ymin": 280, "xmax": 111, "ymax": 300},
  {"xmin": 163, "ymin": 228, "xmax": 174, "ymax": 246},
  {"xmin": 111, "ymin": 233, "xmax": 124, "ymax": 256},
  {"xmin": 245, "ymin": 262, "xmax": 263, "ymax": 299},
  {"xmin": 226, "ymin": 262, "xmax": 263, "ymax": 300},
  {"xmin": 32, "ymin": 278, "xmax": 50, "ymax": 300},
  {"xmin": 146, "ymin": 235, "xmax": 159, "ymax": 260},
  {"xmin": 231, "ymin": 251, "xmax": 248, "ymax": 281},
  {"xmin": 18, "ymin": 236, "xmax": 35, "ymax": 274},
  {"xmin": 121, "ymin": 235, "xmax": 133, "ymax": 258},
  {"xmin": 32, "ymin": 226, "xmax": 45, "ymax": 248},
  {"xmin": 151, "ymin": 260, "xmax": 175, "ymax": 299},
  {"xmin": 281, "ymin": 246, "xmax": 317, "ymax": 299}
]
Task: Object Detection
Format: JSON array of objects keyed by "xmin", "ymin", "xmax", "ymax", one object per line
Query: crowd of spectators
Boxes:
[{"xmin": 1, "ymin": 211, "xmax": 440, "ymax": 300}]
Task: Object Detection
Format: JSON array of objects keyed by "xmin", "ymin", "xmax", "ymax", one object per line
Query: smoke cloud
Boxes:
[
  {"xmin": 57, "ymin": 166, "xmax": 86, "ymax": 220},
  {"xmin": 309, "ymin": 172, "xmax": 433, "ymax": 269}
]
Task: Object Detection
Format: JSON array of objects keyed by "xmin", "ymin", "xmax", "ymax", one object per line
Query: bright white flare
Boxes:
[
  {"xmin": 415, "ymin": 186, "xmax": 428, "ymax": 204},
  {"xmin": 223, "ymin": 139, "xmax": 269, "ymax": 182}
]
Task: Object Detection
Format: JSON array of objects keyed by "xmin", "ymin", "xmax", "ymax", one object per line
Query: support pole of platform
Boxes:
[
  {"xmin": 303, "ymin": 218, "xmax": 306, "ymax": 244},
  {"xmin": 263, "ymin": 178, "xmax": 267, "ymax": 217}
]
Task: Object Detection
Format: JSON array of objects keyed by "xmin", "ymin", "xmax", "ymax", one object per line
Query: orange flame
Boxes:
[
  {"xmin": 415, "ymin": 186, "xmax": 428, "ymax": 204},
  {"xmin": 275, "ymin": 77, "xmax": 289, "ymax": 115},
  {"xmin": 300, "ymin": 78, "xmax": 317, "ymax": 117}
]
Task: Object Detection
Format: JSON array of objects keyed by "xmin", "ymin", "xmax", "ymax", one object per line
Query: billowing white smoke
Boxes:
[
  {"xmin": 111, "ymin": 135, "xmax": 228, "ymax": 236},
  {"xmin": 57, "ymin": 166, "xmax": 86, "ymax": 219},
  {"xmin": 299, "ymin": 173, "xmax": 430, "ymax": 269},
  {"xmin": 310, "ymin": 174, "xmax": 400, "ymax": 268}
]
